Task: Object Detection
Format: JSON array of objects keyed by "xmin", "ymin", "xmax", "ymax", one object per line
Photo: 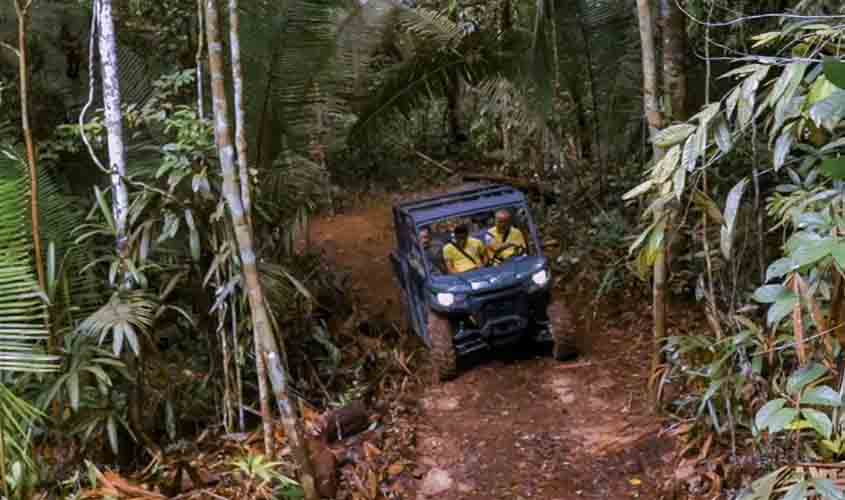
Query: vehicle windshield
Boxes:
[{"xmin": 415, "ymin": 205, "xmax": 537, "ymax": 275}]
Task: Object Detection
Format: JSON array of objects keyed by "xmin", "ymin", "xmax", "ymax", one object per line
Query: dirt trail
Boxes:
[{"xmin": 309, "ymin": 197, "xmax": 677, "ymax": 499}]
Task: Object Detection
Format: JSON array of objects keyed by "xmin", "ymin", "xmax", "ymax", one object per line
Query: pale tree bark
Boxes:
[
  {"xmin": 226, "ymin": 0, "xmax": 272, "ymax": 456},
  {"xmin": 13, "ymin": 0, "xmax": 45, "ymax": 293},
  {"xmin": 636, "ymin": 0, "xmax": 667, "ymax": 407},
  {"xmin": 98, "ymin": 0, "xmax": 147, "ymax": 436},
  {"xmin": 98, "ymin": 0, "xmax": 130, "ymax": 269},
  {"xmin": 203, "ymin": 2, "xmax": 317, "ymax": 498},
  {"xmin": 661, "ymin": 0, "xmax": 687, "ymax": 121},
  {"xmin": 228, "ymin": 0, "xmax": 252, "ymax": 228}
]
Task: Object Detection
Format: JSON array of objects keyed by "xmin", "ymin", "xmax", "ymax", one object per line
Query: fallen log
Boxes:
[
  {"xmin": 461, "ymin": 173, "xmax": 559, "ymax": 199},
  {"xmin": 321, "ymin": 400, "xmax": 369, "ymax": 443}
]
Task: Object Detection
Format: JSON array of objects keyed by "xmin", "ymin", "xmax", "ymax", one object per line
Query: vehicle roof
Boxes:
[{"xmin": 396, "ymin": 183, "xmax": 527, "ymax": 225}]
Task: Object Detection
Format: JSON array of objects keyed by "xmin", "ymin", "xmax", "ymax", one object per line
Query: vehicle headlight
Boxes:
[
  {"xmin": 531, "ymin": 269, "xmax": 550, "ymax": 287},
  {"xmin": 436, "ymin": 292, "xmax": 455, "ymax": 306}
]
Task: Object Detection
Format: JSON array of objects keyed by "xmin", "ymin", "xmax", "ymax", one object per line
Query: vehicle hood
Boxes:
[{"xmin": 428, "ymin": 255, "xmax": 547, "ymax": 294}]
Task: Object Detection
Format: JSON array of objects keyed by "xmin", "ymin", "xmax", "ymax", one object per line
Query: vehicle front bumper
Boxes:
[{"xmin": 445, "ymin": 289, "xmax": 553, "ymax": 356}]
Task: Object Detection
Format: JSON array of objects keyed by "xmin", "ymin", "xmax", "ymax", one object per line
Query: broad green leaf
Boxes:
[
  {"xmin": 673, "ymin": 164, "xmax": 686, "ymax": 201},
  {"xmin": 807, "ymin": 75, "xmax": 838, "ymax": 108},
  {"xmin": 691, "ymin": 102, "xmax": 720, "ymax": 124},
  {"xmin": 768, "ymin": 408, "xmax": 799, "ymax": 433},
  {"xmin": 784, "ymin": 481, "xmax": 808, "ymax": 500},
  {"xmin": 68, "ymin": 371, "xmax": 79, "ymax": 412},
  {"xmin": 714, "ymin": 118, "xmax": 732, "ymax": 153},
  {"xmin": 803, "ymin": 408, "xmax": 834, "ymax": 438},
  {"xmin": 185, "ymin": 208, "xmax": 200, "ymax": 262},
  {"xmin": 653, "ymin": 124, "xmax": 696, "ymax": 148},
  {"xmin": 810, "ymin": 90, "xmax": 845, "ymax": 132},
  {"xmin": 107, "ymin": 416, "xmax": 119, "ymax": 454},
  {"xmin": 787, "ymin": 362, "xmax": 827, "ymax": 396},
  {"xmin": 790, "ymin": 237, "xmax": 835, "ymax": 267},
  {"xmin": 821, "ymin": 157, "xmax": 845, "ymax": 180},
  {"xmin": 721, "ymin": 179, "xmax": 749, "ymax": 260},
  {"xmin": 802, "ymin": 385, "xmax": 842, "ymax": 407},
  {"xmin": 681, "ymin": 133, "xmax": 699, "ymax": 172},
  {"xmin": 653, "ymin": 145, "xmax": 682, "ymax": 183},
  {"xmin": 824, "ymin": 56, "xmax": 845, "ymax": 89},
  {"xmin": 769, "ymin": 62, "xmax": 808, "ymax": 108},
  {"xmin": 773, "ymin": 128, "xmax": 794, "ymax": 171},
  {"xmin": 751, "ymin": 31, "xmax": 781, "ymax": 48},
  {"xmin": 720, "ymin": 63, "xmax": 768, "ymax": 80},
  {"xmin": 622, "ymin": 180, "xmax": 654, "ymax": 200},
  {"xmin": 813, "ymin": 478, "xmax": 845, "ymax": 500},
  {"xmin": 766, "ymin": 257, "xmax": 798, "ymax": 282},
  {"xmin": 753, "ymin": 285, "xmax": 789, "ymax": 303},
  {"xmin": 755, "ymin": 398, "xmax": 787, "ymax": 430},
  {"xmin": 832, "ymin": 242, "xmax": 845, "ymax": 269},
  {"xmin": 767, "ymin": 295, "xmax": 798, "ymax": 327}
]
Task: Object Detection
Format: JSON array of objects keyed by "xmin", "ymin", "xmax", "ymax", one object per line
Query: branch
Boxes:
[{"xmin": 0, "ymin": 41, "xmax": 19, "ymax": 57}]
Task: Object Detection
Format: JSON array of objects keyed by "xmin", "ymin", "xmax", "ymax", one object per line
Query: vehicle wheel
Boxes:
[
  {"xmin": 428, "ymin": 311, "xmax": 457, "ymax": 382},
  {"xmin": 547, "ymin": 302, "xmax": 577, "ymax": 361}
]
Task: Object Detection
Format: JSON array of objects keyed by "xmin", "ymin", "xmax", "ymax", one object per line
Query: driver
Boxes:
[
  {"xmin": 484, "ymin": 209, "xmax": 527, "ymax": 263},
  {"xmin": 443, "ymin": 224, "xmax": 486, "ymax": 274}
]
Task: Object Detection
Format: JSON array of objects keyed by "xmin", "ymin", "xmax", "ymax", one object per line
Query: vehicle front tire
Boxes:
[
  {"xmin": 428, "ymin": 311, "xmax": 457, "ymax": 382},
  {"xmin": 547, "ymin": 302, "xmax": 577, "ymax": 361}
]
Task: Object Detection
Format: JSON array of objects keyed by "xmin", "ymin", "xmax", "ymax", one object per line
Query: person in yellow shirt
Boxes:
[
  {"xmin": 484, "ymin": 209, "xmax": 527, "ymax": 264},
  {"xmin": 443, "ymin": 224, "xmax": 486, "ymax": 274}
]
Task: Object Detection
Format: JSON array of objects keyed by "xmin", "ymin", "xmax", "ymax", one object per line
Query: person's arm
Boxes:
[{"xmin": 443, "ymin": 246, "xmax": 456, "ymax": 274}]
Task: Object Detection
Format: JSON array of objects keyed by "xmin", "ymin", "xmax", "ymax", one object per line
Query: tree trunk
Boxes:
[
  {"xmin": 446, "ymin": 76, "xmax": 464, "ymax": 145},
  {"xmin": 228, "ymin": 0, "xmax": 252, "ymax": 229},
  {"xmin": 98, "ymin": 0, "xmax": 130, "ymax": 272},
  {"xmin": 661, "ymin": 0, "xmax": 687, "ymax": 121},
  {"xmin": 203, "ymin": 2, "xmax": 317, "ymax": 498},
  {"xmin": 637, "ymin": 0, "xmax": 667, "ymax": 408},
  {"xmin": 13, "ymin": 0, "xmax": 45, "ymax": 293},
  {"xmin": 98, "ymin": 0, "xmax": 145, "ymax": 439}
]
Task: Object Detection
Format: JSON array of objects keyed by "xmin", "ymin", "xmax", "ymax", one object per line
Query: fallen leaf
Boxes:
[{"xmin": 629, "ymin": 478, "xmax": 642, "ymax": 486}]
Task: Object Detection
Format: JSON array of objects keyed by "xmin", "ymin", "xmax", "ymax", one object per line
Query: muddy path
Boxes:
[{"xmin": 309, "ymin": 197, "xmax": 679, "ymax": 500}]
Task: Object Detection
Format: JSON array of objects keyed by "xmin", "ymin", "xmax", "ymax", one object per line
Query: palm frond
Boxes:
[
  {"xmin": 0, "ymin": 148, "xmax": 60, "ymax": 374},
  {"xmin": 76, "ymin": 291, "xmax": 157, "ymax": 357}
]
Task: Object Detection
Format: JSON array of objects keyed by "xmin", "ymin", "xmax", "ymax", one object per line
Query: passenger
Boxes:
[
  {"xmin": 484, "ymin": 209, "xmax": 527, "ymax": 263},
  {"xmin": 443, "ymin": 224, "xmax": 486, "ymax": 274},
  {"xmin": 419, "ymin": 226, "xmax": 445, "ymax": 274}
]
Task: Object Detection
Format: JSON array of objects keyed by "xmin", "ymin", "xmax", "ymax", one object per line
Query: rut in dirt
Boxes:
[{"xmin": 308, "ymin": 198, "xmax": 678, "ymax": 500}]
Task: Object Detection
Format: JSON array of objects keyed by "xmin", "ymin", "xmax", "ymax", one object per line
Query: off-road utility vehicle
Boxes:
[{"xmin": 389, "ymin": 184, "xmax": 576, "ymax": 381}]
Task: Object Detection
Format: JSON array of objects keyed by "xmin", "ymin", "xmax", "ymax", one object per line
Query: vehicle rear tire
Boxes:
[
  {"xmin": 428, "ymin": 311, "xmax": 457, "ymax": 382},
  {"xmin": 547, "ymin": 302, "xmax": 577, "ymax": 361}
]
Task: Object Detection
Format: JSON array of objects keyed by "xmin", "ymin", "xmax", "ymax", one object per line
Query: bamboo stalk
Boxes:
[
  {"xmin": 636, "ymin": 0, "xmax": 667, "ymax": 409},
  {"xmin": 228, "ymin": 0, "xmax": 252, "ymax": 229},
  {"xmin": 203, "ymin": 2, "xmax": 315, "ymax": 495}
]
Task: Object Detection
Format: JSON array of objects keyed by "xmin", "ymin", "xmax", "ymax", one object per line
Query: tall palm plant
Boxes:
[{"xmin": 0, "ymin": 148, "xmax": 61, "ymax": 494}]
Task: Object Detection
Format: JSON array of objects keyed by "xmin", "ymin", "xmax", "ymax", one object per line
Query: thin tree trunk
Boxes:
[
  {"xmin": 14, "ymin": 0, "xmax": 45, "ymax": 293},
  {"xmin": 225, "ymin": 0, "xmax": 272, "ymax": 454},
  {"xmin": 228, "ymin": 0, "xmax": 252, "ymax": 228},
  {"xmin": 196, "ymin": 0, "xmax": 205, "ymax": 120},
  {"xmin": 203, "ymin": 2, "xmax": 317, "ymax": 498},
  {"xmin": 98, "ymin": 0, "xmax": 144, "ymax": 437},
  {"xmin": 661, "ymin": 0, "xmax": 686, "ymax": 121},
  {"xmin": 98, "ymin": 0, "xmax": 130, "ymax": 270},
  {"xmin": 637, "ymin": 0, "xmax": 667, "ymax": 408}
]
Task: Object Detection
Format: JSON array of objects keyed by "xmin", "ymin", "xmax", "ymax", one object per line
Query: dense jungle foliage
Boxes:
[{"xmin": 5, "ymin": 0, "xmax": 845, "ymax": 499}]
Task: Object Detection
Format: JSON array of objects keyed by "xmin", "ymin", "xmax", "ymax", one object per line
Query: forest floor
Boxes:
[{"xmin": 308, "ymin": 193, "xmax": 687, "ymax": 500}]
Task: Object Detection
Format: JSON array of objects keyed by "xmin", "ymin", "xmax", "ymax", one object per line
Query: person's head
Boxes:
[
  {"xmin": 419, "ymin": 227, "xmax": 431, "ymax": 247},
  {"xmin": 495, "ymin": 209, "xmax": 513, "ymax": 231},
  {"xmin": 453, "ymin": 224, "xmax": 469, "ymax": 246}
]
